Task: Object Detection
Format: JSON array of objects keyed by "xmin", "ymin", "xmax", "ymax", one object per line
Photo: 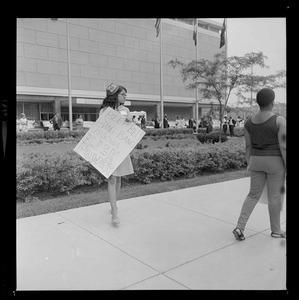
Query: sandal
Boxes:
[
  {"xmin": 271, "ymin": 231, "xmax": 286, "ymax": 238},
  {"xmin": 112, "ymin": 215, "xmax": 120, "ymax": 225},
  {"xmin": 233, "ymin": 228, "xmax": 245, "ymax": 241}
]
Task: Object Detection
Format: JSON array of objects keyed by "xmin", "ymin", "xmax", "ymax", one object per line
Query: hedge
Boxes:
[
  {"xmin": 17, "ymin": 128, "xmax": 195, "ymax": 145},
  {"xmin": 196, "ymin": 131, "xmax": 228, "ymax": 143},
  {"xmin": 17, "ymin": 151, "xmax": 104, "ymax": 201},
  {"xmin": 17, "ymin": 129, "xmax": 89, "ymax": 145},
  {"xmin": 17, "ymin": 144, "xmax": 246, "ymax": 201},
  {"xmin": 143, "ymin": 128, "xmax": 194, "ymax": 136}
]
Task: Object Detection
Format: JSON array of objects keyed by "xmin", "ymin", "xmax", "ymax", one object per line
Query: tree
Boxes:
[
  {"xmin": 169, "ymin": 51, "xmax": 286, "ymax": 141},
  {"xmin": 169, "ymin": 51, "xmax": 248, "ymax": 141},
  {"xmin": 236, "ymin": 51, "xmax": 286, "ymax": 113}
]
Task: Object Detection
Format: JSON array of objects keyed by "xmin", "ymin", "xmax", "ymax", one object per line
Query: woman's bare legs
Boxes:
[
  {"xmin": 116, "ymin": 176, "xmax": 122, "ymax": 199},
  {"xmin": 107, "ymin": 175, "xmax": 120, "ymax": 224}
]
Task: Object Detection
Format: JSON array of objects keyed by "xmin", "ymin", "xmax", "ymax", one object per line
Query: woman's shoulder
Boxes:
[
  {"xmin": 276, "ymin": 114, "xmax": 286, "ymax": 127},
  {"xmin": 119, "ymin": 105, "xmax": 130, "ymax": 113}
]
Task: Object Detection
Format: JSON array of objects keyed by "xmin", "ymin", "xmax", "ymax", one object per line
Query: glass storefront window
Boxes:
[
  {"xmin": 41, "ymin": 113, "xmax": 54, "ymax": 121},
  {"xmin": 16, "ymin": 102, "xmax": 39, "ymax": 121},
  {"xmin": 61, "ymin": 107, "xmax": 98, "ymax": 122}
]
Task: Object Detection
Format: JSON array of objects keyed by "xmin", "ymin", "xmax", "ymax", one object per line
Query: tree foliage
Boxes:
[
  {"xmin": 168, "ymin": 51, "xmax": 286, "ymax": 140},
  {"xmin": 236, "ymin": 52, "xmax": 286, "ymax": 111}
]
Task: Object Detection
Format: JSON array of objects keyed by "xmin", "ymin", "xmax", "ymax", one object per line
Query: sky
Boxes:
[{"xmin": 210, "ymin": 18, "xmax": 286, "ymax": 105}]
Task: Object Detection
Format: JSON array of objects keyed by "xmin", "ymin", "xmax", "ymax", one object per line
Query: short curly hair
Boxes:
[{"xmin": 256, "ymin": 88, "xmax": 275, "ymax": 108}]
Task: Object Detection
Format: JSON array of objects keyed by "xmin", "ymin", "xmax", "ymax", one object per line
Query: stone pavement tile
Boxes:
[
  {"xmin": 17, "ymin": 213, "xmax": 157, "ymax": 290},
  {"xmin": 164, "ymin": 232, "xmax": 286, "ymax": 290},
  {"xmin": 123, "ymin": 274, "xmax": 189, "ymax": 290},
  {"xmin": 57, "ymin": 197, "xmax": 256, "ymax": 273},
  {"xmin": 149, "ymin": 178, "xmax": 286, "ymax": 232}
]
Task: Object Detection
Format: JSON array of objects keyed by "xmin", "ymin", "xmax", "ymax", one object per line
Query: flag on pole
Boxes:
[
  {"xmin": 193, "ymin": 18, "xmax": 197, "ymax": 46},
  {"xmin": 220, "ymin": 18, "xmax": 226, "ymax": 48},
  {"xmin": 155, "ymin": 18, "xmax": 161, "ymax": 37}
]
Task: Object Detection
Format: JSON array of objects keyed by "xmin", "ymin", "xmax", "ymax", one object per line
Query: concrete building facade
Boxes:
[{"xmin": 17, "ymin": 18, "xmax": 223, "ymax": 123}]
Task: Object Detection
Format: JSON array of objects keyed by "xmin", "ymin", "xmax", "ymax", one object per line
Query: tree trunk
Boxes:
[{"xmin": 218, "ymin": 102, "xmax": 222, "ymax": 142}]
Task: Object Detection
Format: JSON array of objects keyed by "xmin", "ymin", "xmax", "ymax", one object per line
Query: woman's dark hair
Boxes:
[
  {"xmin": 256, "ymin": 88, "xmax": 275, "ymax": 108},
  {"xmin": 100, "ymin": 85, "xmax": 127, "ymax": 110}
]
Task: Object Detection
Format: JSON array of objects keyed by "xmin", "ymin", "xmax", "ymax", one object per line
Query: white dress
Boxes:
[{"xmin": 99, "ymin": 106, "xmax": 134, "ymax": 177}]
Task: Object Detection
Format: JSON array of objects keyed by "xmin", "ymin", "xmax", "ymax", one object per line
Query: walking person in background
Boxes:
[
  {"xmin": 228, "ymin": 116, "xmax": 236, "ymax": 137},
  {"xmin": 233, "ymin": 88, "xmax": 286, "ymax": 241},
  {"xmin": 75, "ymin": 114, "xmax": 84, "ymax": 126},
  {"xmin": 141, "ymin": 115, "xmax": 146, "ymax": 129},
  {"xmin": 206, "ymin": 115, "xmax": 213, "ymax": 133},
  {"xmin": 163, "ymin": 114, "xmax": 169, "ymax": 128},
  {"xmin": 153, "ymin": 115, "xmax": 160, "ymax": 128},
  {"xmin": 222, "ymin": 116, "xmax": 228, "ymax": 134},
  {"xmin": 188, "ymin": 116, "xmax": 194, "ymax": 130},
  {"xmin": 99, "ymin": 83, "xmax": 134, "ymax": 225},
  {"xmin": 51, "ymin": 112, "xmax": 63, "ymax": 131}
]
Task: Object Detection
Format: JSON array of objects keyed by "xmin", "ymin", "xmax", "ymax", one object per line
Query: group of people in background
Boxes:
[
  {"xmin": 222, "ymin": 115, "xmax": 244, "ymax": 137},
  {"xmin": 147, "ymin": 114, "xmax": 245, "ymax": 135},
  {"xmin": 132, "ymin": 115, "xmax": 146, "ymax": 129},
  {"xmin": 152, "ymin": 114, "xmax": 170, "ymax": 129},
  {"xmin": 16, "ymin": 112, "xmax": 85, "ymax": 132}
]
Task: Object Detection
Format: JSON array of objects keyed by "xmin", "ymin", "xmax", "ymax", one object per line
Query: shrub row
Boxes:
[
  {"xmin": 17, "ymin": 151, "xmax": 104, "ymax": 201},
  {"xmin": 196, "ymin": 131, "xmax": 228, "ymax": 143},
  {"xmin": 17, "ymin": 127, "xmax": 242, "ymax": 142},
  {"xmin": 197, "ymin": 127, "xmax": 244, "ymax": 137},
  {"xmin": 17, "ymin": 128, "xmax": 196, "ymax": 145},
  {"xmin": 17, "ymin": 129, "xmax": 88, "ymax": 142},
  {"xmin": 129, "ymin": 144, "xmax": 245, "ymax": 184},
  {"xmin": 17, "ymin": 144, "xmax": 246, "ymax": 201},
  {"xmin": 144, "ymin": 128, "xmax": 194, "ymax": 136}
]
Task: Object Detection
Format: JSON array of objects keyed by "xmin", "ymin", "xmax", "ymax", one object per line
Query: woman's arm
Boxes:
[
  {"xmin": 277, "ymin": 115, "xmax": 286, "ymax": 167},
  {"xmin": 244, "ymin": 127, "xmax": 252, "ymax": 169},
  {"xmin": 124, "ymin": 107, "xmax": 132, "ymax": 122}
]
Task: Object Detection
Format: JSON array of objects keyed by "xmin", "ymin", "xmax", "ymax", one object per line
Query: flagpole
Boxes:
[
  {"xmin": 195, "ymin": 18, "xmax": 199, "ymax": 132},
  {"xmin": 66, "ymin": 18, "xmax": 73, "ymax": 131},
  {"xmin": 225, "ymin": 18, "xmax": 228, "ymax": 106},
  {"xmin": 225, "ymin": 18, "xmax": 228, "ymax": 57},
  {"xmin": 160, "ymin": 19, "xmax": 164, "ymax": 128}
]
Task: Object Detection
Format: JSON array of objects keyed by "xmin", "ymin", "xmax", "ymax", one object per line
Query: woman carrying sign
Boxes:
[{"xmin": 99, "ymin": 83, "xmax": 134, "ymax": 225}]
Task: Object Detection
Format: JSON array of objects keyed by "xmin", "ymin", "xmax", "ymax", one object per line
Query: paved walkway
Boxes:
[{"xmin": 16, "ymin": 177, "xmax": 286, "ymax": 290}]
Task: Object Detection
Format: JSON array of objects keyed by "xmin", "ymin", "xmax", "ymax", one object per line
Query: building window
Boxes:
[
  {"xmin": 16, "ymin": 102, "xmax": 39, "ymax": 121},
  {"xmin": 61, "ymin": 106, "xmax": 98, "ymax": 122},
  {"xmin": 40, "ymin": 102, "xmax": 54, "ymax": 121},
  {"xmin": 41, "ymin": 113, "xmax": 54, "ymax": 121}
]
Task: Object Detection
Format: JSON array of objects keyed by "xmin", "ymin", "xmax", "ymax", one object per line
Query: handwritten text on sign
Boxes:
[{"xmin": 74, "ymin": 107, "xmax": 145, "ymax": 178}]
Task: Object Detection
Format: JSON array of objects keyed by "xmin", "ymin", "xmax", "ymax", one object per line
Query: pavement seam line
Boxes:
[
  {"xmin": 160, "ymin": 231, "xmax": 264, "ymax": 275},
  {"xmin": 146, "ymin": 194, "xmax": 263, "ymax": 232},
  {"xmin": 120, "ymin": 273, "xmax": 191, "ymax": 290}
]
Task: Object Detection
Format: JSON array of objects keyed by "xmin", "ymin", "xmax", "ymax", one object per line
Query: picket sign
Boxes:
[{"xmin": 73, "ymin": 107, "xmax": 145, "ymax": 178}]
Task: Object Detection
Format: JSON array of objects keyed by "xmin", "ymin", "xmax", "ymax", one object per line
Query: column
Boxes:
[
  {"xmin": 155, "ymin": 104, "xmax": 161, "ymax": 120},
  {"xmin": 54, "ymin": 98, "xmax": 61, "ymax": 114},
  {"xmin": 198, "ymin": 107, "xmax": 202, "ymax": 119}
]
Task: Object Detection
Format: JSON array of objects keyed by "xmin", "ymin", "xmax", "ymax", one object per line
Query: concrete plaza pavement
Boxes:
[{"xmin": 16, "ymin": 177, "xmax": 287, "ymax": 291}]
